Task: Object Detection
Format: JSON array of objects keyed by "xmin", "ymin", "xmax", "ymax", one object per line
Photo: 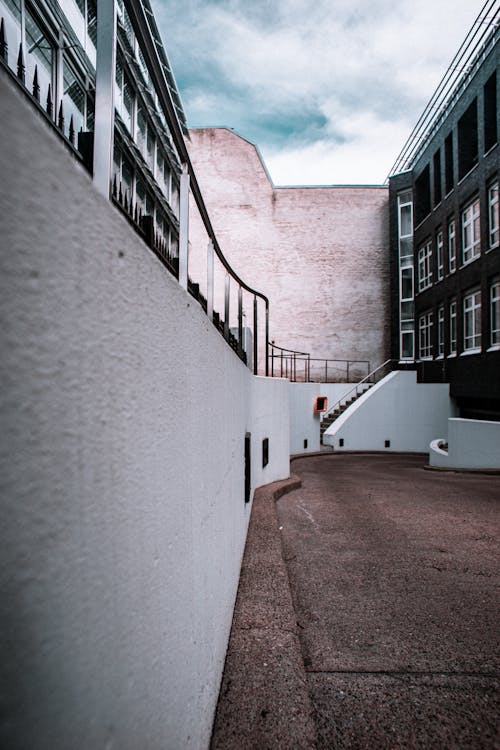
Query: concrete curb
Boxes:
[{"xmin": 210, "ymin": 475, "xmax": 317, "ymax": 749}]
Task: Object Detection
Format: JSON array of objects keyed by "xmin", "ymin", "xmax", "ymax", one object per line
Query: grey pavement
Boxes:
[{"xmin": 211, "ymin": 454, "xmax": 500, "ymax": 749}]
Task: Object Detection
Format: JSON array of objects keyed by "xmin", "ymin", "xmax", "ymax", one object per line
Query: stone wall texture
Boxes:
[
  {"xmin": 0, "ymin": 73, "xmax": 290, "ymax": 750},
  {"xmin": 187, "ymin": 128, "xmax": 391, "ymax": 378}
]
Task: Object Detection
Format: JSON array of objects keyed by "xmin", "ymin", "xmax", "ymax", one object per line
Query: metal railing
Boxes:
[
  {"xmin": 269, "ymin": 342, "xmax": 370, "ymax": 383},
  {"xmin": 322, "ymin": 359, "xmax": 396, "ymax": 419},
  {"xmin": 0, "ymin": 2, "xmax": 270, "ymax": 375}
]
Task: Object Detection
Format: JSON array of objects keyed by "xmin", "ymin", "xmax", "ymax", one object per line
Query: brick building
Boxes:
[
  {"xmin": 389, "ymin": 15, "xmax": 499, "ymax": 420},
  {"xmin": 187, "ymin": 127, "xmax": 390, "ymax": 378}
]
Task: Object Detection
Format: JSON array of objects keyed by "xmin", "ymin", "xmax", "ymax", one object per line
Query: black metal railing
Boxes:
[
  {"xmin": 387, "ymin": 0, "xmax": 499, "ymax": 177},
  {"xmin": 269, "ymin": 343, "xmax": 371, "ymax": 383},
  {"xmin": 0, "ymin": 4, "xmax": 270, "ymax": 375},
  {"xmin": 0, "ymin": 27, "xmax": 90, "ymax": 170},
  {"xmin": 322, "ymin": 359, "xmax": 397, "ymax": 419}
]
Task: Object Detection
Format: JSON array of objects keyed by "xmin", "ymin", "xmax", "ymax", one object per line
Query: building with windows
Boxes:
[{"xmin": 389, "ymin": 12, "xmax": 499, "ymax": 421}]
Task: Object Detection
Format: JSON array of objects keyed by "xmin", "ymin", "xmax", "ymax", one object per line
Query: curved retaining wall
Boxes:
[{"xmin": 0, "ymin": 74, "xmax": 290, "ymax": 750}]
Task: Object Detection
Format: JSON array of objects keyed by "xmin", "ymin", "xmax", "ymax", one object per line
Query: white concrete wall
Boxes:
[
  {"xmin": 187, "ymin": 128, "xmax": 390, "ymax": 373},
  {"xmin": 430, "ymin": 418, "xmax": 500, "ymax": 470},
  {"xmin": 288, "ymin": 382, "xmax": 366, "ymax": 454},
  {"xmin": 323, "ymin": 371, "xmax": 454, "ymax": 452},
  {"xmin": 0, "ymin": 74, "xmax": 289, "ymax": 750}
]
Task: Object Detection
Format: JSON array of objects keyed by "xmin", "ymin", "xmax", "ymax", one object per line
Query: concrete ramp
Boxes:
[{"xmin": 323, "ymin": 370, "xmax": 454, "ymax": 453}]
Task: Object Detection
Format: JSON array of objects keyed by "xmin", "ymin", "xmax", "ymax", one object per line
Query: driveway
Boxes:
[{"xmin": 277, "ymin": 454, "xmax": 499, "ymax": 748}]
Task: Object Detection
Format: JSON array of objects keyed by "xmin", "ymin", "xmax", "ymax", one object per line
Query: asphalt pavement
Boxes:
[{"xmin": 211, "ymin": 454, "xmax": 500, "ymax": 749}]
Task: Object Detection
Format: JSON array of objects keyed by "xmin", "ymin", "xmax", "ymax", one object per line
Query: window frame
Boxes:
[
  {"xmin": 448, "ymin": 218, "xmax": 456, "ymax": 273},
  {"xmin": 488, "ymin": 182, "xmax": 499, "ymax": 250},
  {"xmin": 417, "ymin": 240, "xmax": 433, "ymax": 292},
  {"xmin": 463, "ymin": 289, "xmax": 482, "ymax": 353},
  {"xmin": 490, "ymin": 281, "xmax": 500, "ymax": 349},
  {"xmin": 436, "ymin": 230, "xmax": 444, "ymax": 280},
  {"xmin": 449, "ymin": 300, "xmax": 457, "ymax": 356},
  {"xmin": 437, "ymin": 305, "xmax": 445, "ymax": 358},
  {"xmin": 461, "ymin": 197, "xmax": 481, "ymax": 265},
  {"xmin": 418, "ymin": 310, "xmax": 433, "ymax": 360}
]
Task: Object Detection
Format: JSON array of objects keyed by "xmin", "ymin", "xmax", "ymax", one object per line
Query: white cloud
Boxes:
[{"xmin": 152, "ymin": 0, "xmax": 489, "ymax": 184}]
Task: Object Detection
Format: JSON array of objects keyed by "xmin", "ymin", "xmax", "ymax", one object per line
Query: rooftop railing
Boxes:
[
  {"xmin": 387, "ymin": 0, "xmax": 499, "ymax": 178},
  {"xmin": 0, "ymin": 0, "xmax": 270, "ymax": 375},
  {"xmin": 269, "ymin": 343, "xmax": 370, "ymax": 383}
]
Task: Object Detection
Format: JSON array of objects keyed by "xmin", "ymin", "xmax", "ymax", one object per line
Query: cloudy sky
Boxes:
[{"xmin": 151, "ymin": 0, "xmax": 489, "ymax": 185}]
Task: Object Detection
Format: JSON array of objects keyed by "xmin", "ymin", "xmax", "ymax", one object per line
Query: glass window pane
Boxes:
[
  {"xmin": 122, "ymin": 74, "xmax": 134, "ymax": 133},
  {"xmin": 2, "ymin": 0, "xmax": 22, "ymax": 72},
  {"xmin": 63, "ymin": 58, "xmax": 85, "ymax": 138},
  {"xmin": 400, "ymin": 205, "xmax": 412, "ymax": 237},
  {"xmin": 25, "ymin": 8, "xmax": 54, "ymax": 109},
  {"xmin": 87, "ymin": 0, "xmax": 97, "ymax": 46}
]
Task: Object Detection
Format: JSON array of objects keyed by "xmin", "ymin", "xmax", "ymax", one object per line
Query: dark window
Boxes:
[
  {"xmin": 415, "ymin": 165, "xmax": 431, "ymax": 225},
  {"xmin": 458, "ymin": 99, "xmax": 478, "ymax": 180},
  {"xmin": 244, "ymin": 433, "xmax": 251, "ymax": 503},
  {"xmin": 445, "ymin": 132, "xmax": 454, "ymax": 194},
  {"xmin": 484, "ymin": 71, "xmax": 497, "ymax": 153},
  {"xmin": 433, "ymin": 149, "xmax": 442, "ymax": 206},
  {"xmin": 262, "ymin": 438, "xmax": 269, "ymax": 468}
]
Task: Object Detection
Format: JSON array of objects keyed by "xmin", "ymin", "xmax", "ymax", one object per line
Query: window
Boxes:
[
  {"xmin": 449, "ymin": 300, "xmax": 457, "ymax": 355},
  {"xmin": 417, "ymin": 241, "xmax": 432, "ymax": 291},
  {"xmin": 62, "ymin": 57, "xmax": 86, "ymax": 140},
  {"xmin": 115, "ymin": 56, "xmax": 134, "ymax": 133},
  {"xmin": 437, "ymin": 306, "xmax": 445, "ymax": 357},
  {"xmin": 484, "ymin": 72, "xmax": 497, "ymax": 153},
  {"xmin": 461, "ymin": 198, "xmax": 480, "ymax": 264},
  {"xmin": 491, "ymin": 282, "xmax": 500, "ymax": 348},
  {"xmin": 436, "ymin": 230, "xmax": 444, "ymax": 280},
  {"xmin": 418, "ymin": 311, "xmax": 433, "ymax": 359},
  {"xmin": 156, "ymin": 149, "xmax": 171, "ymax": 200},
  {"xmin": 74, "ymin": 0, "xmax": 97, "ymax": 48},
  {"xmin": 1, "ymin": 0, "xmax": 22, "ymax": 74},
  {"xmin": 398, "ymin": 191, "xmax": 413, "ymax": 261},
  {"xmin": 458, "ymin": 99, "xmax": 478, "ymax": 180},
  {"xmin": 488, "ymin": 182, "xmax": 499, "ymax": 249},
  {"xmin": 448, "ymin": 219, "xmax": 456, "ymax": 273},
  {"xmin": 445, "ymin": 132, "xmax": 454, "ymax": 194},
  {"xmin": 433, "ymin": 149, "xmax": 442, "ymax": 206},
  {"xmin": 463, "ymin": 290, "xmax": 481, "ymax": 352},
  {"xmin": 415, "ymin": 165, "xmax": 431, "ymax": 225},
  {"xmin": 400, "ymin": 322, "xmax": 414, "ymax": 360},
  {"xmin": 25, "ymin": 7, "xmax": 55, "ymax": 111}
]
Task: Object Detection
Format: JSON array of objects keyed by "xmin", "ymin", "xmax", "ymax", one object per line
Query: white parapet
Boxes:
[
  {"xmin": 323, "ymin": 370, "xmax": 454, "ymax": 453},
  {"xmin": 429, "ymin": 418, "xmax": 500, "ymax": 470}
]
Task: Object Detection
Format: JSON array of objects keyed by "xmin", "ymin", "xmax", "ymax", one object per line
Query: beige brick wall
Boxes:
[{"xmin": 187, "ymin": 127, "xmax": 390, "ymax": 377}]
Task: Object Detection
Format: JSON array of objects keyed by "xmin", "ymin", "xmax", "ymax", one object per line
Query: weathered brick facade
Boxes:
[{"xmin": 187, "ymin": 128, "xmax": 390, "ymax": 375}]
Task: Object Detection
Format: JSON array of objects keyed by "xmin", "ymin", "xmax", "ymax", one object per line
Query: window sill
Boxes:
[
  {"xmin": 447, "ymin": 353, "xmax": 457, "ymax": 358},
  {"xmin": 487, "ymin": 344, "xmax": 500, "ymax": 352},
  {"xmin": 460, "ymin": 348, "xmax": 481, "ymax": 356},
  {"xmin": 486, "ymin": 244, "xmax": 499, "ymax": 253},
  {"xmin": 460, "ymin": 255, "xmax": 480, "ymax": 270},
  {"xmin": 418, "ymin": 356, "xmax": 434, "ymax": 361},
  {"xmin": 484, "ymin": 142, "xmax": 498, "ymax": 158},
  {"xmin": 457, "ymin": 163, "xmax": 479, "ymax": 185}
]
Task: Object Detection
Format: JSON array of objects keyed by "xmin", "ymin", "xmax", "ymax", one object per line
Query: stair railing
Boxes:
[{"xmin": 322, "ymin": 359, "xmax": 396, "ymax": 420}]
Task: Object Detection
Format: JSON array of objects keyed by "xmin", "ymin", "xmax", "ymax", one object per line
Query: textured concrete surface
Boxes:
[
  {"xmin": 211, "ymin": 476, "xmax": 317, "ymax": 749},
  {"xmin": 0, "ymin": 71, "xmax": 290, "ymax": 750},
  {"xmin": 278, "ymin": 454, "xmax": 500, "ymax": 748},
  {"xmin": 212, "ymin": 454, "xmax": 499, "ymax": 749},
  {"xmin": 187, "ymin": 128, "xmax": 390, "ymax": 374}
]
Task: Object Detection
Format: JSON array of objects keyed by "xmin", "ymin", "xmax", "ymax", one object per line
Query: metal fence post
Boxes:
[
  {"xmin": 224, "ymin": 274, "xmax": 230, "ymax": 340},
  {"xmin": 178, "ymin": 163, "xmax": 189, "ymax": 291},
  {"xmin": 207, "ymin": 239, "xmax": 214, "ymax": 323}
]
